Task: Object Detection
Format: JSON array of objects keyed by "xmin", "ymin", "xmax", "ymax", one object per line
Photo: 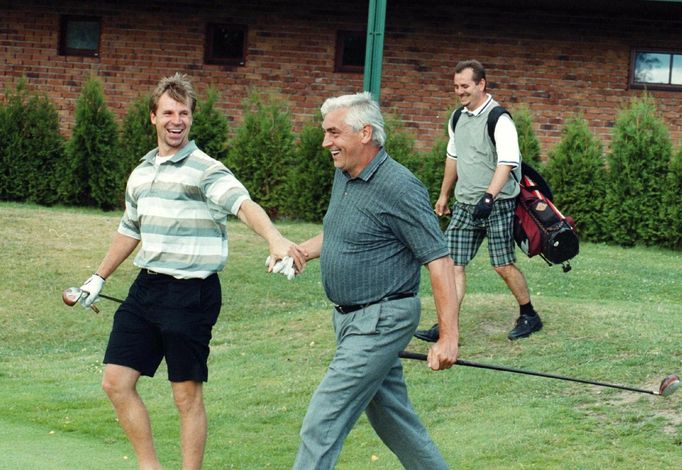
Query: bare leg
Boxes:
[
  {"xmin": 171, "ymin": 381, "xmax": 207, "ymax": 470},
  {"xmin": 102, "ymin": 364, "xmax": 161, "ymax": 470},
  {"xmin": 453, "ymin": 264, "xmax": 466, "ymax": 309},
  {"xmin": 494, "ymin": 263, "xmax": 530, "ymax": 305}
]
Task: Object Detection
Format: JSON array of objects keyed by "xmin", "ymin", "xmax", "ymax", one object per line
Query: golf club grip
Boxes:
[{"xmin": 399, "ymin": 351, "xmax": 428, "ymax": 361}]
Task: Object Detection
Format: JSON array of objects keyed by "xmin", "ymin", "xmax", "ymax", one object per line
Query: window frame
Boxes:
[
  {"xmin": 630, "ymin": 48, "xmax": 682, "ymax": 91},
  {"xmin": 58, "ymin": 15, "xmax": 102, "ymax": 57},
  {"xmin": 334, "ymin": 30, "xmax": 366, "ymax": 73},
  {"xmin": 204, "ymin": 23, "xmax": 248, "ymax": 66}
]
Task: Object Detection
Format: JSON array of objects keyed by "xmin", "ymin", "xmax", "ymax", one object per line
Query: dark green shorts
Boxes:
[{"xmin": 445, "ymin": 198, "xmax": 516, "ymax": 267}]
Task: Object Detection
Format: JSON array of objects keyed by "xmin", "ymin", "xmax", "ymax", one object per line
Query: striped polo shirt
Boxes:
[
  {"xmin": 320, "ymin": 149, "xmax": 449, "ymax": 306},
  {"xmin": 118, "ymin": 140, "xmax": 250, "ymax": 279}
]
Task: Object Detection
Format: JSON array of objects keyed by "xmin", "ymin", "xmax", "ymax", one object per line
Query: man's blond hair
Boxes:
[{"xmin": 150, "ymin": 73, "xmax": 196, "ymax": 114}]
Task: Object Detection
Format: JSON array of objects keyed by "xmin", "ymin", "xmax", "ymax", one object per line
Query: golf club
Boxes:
[
  {"xmin": 399, "ymin": 351, "xmax": 680, "ymax": 397},
  {"xmin": 62, "ymin": 287, "xmax": 124, "ymax": 314}
]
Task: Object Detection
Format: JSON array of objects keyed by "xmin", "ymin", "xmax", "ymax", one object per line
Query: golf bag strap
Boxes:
[{"xmin": 449, "ymin": 105, "xmax": 511, "ymax": 148}]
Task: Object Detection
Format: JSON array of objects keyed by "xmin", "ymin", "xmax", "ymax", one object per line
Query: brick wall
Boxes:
[{"xmin": 1, "ymin": 0, "xmax": 681, "ymax": 157}]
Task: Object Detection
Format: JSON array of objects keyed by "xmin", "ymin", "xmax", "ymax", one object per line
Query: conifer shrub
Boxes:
[
  {"xmin": 603, "ymin": 94, "xmax": 672, "ymax": 246},
  {"xmin": 662, "ymin": 145, "xmax": 682, "ymax": 249},
  {"xmin": 545, "ymin": 115, "xmax": 608, "ymax": 242},
  {"xmin": 0, "ymin": 79, "xmax": 64, "ymax": 205},
  {"xmin": 120, "ymin": 93, "xmax": 156, "ymax": 176},
  {"xmin": 225, "ymin": 92, "xmax": 296, "ymax": 217},
  {"xmin": 384, "ymin": 114, "xmax": 443, "ymax": 202},
  {"xmin": 283, "ymin": 115, "xmax": 333, "ymax": 222},
  {"xmin": 58, "ymin": 77, "xmax": 123, "ymax": 209},
  {"xmin": 513, "ymin": 105, "xmax": 542, "ymax": 166},
  {"xmin": 190, "ymin": 87, "xmax": 229, "ymax": 162}
]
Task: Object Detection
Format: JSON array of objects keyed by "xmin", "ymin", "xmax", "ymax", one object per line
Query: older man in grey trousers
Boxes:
[{"xmin": 290, "ymin": 92, "xmax": 460, "ymax": 469}]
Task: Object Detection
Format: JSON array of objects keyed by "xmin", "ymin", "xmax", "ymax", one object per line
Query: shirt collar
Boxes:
[
  {"xmin": 463, "ymin": 94, "xmax": 493, "ymax": 116},
  {"xmin": 141, "ymin": 140, "xmax": 198, "ymax": 164},
  {"xmin": 345, "ymin": 148, "xmax": 388, "ymax": 182}
]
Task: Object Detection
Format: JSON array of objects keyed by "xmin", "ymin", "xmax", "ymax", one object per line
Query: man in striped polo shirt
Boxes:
[
  {"xmin": 291, "ymin": 92, "xmax": 460, "ymax": 469},
  {"xmin": 77, "ymin": 73, "xmax": 302, "ymax": 470}
]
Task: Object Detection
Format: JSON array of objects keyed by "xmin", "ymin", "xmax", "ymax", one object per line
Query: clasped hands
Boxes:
[{"xmin": 266, "ymin": 239, "xmax": 308, "ymax": 281}]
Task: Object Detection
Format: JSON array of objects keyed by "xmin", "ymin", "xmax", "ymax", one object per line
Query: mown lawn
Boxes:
[{"xmin": 0, "ymin": 202, "xmax": 680, "ymax": 469}]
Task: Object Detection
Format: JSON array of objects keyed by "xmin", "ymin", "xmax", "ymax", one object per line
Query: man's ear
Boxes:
[
  {"xmin": 150, "ymin": 112, "xmax": 156, "ymax": 125},
  {"xmin": 360, "ymin": 124, "xmax": 373, "ymax": 144}
]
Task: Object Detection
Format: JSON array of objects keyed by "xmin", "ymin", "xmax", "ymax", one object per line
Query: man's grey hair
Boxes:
[{"xmin": 320, "ymin": 91, "xmax": 386, "ymax": 147}]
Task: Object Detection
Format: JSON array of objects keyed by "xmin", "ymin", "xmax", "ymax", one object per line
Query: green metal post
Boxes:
[{"xmin": 363, "ymin": 0, "xmax": 387, "ymax": 101}]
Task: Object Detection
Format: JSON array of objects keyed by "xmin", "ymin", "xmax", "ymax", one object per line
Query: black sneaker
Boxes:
[
  {"xmin": 508, "ymin": 314, "xmax": 543, "ymax": 340},
  {"xmin": 414, "ymin": 324, "xmax": 439, "ymax": 342}
]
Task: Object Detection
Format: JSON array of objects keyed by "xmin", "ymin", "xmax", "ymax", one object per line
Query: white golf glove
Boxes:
[
  {"xmin": 79, "ymin": 274, "xmax": 105, "ymax": 308},
  {"xmin": 265, "ymin": 256, "xmax": 296, "ymax": 281}
]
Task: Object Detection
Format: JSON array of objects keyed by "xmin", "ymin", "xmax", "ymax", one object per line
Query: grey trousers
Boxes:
[{"xmin": 293, "ymin": 296, "xmax": 450, "ymax": 470}]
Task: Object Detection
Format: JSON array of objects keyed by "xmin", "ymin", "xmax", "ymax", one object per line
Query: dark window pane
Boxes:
[
  {"xmin": 59, "ymin": 16, "xmax": 101, "ymax": 56},
  {"xmin": 205, "ymin": 24, "xmax": 246, "ymax": 65},
  {"xmin": 342, "ymin": 34, "xmax": 365, "ymax": 66},
  {"xmin": 66, "ymin": 20, "xmax": 100, "ymax": 50},
  {"xmin": 212, "ymin": 27, "xmax": 244, "ymax": 59},
  {"xmin": 335, "ymin": 31, "xmax": 365, "ymax": 73}
]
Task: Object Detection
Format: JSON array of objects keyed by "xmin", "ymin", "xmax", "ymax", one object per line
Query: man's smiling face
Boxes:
[
  {"xmin": 321, "ymin": 108, "xmax": 370, "ymax": 177},
  {"xmin": 151, "ymin": 91, "xmax": 193, "ymax": 156}
]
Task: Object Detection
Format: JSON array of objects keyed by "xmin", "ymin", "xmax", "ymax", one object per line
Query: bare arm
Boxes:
[
  {"xmin": 435, "ymin": 158, "xmax": 457, "ymax": 216},
  {"xmin": 299, "ymin": 233, "xmax": 323, "ymax": 261},
  {"xmin": 94, "ymin": 232, "xmax": 140, "ymax": 279},
  {"xmin": 486, "ymin": 164, "xmax": 514, "ymax": 198},
  {"xmin": 287, "ymin": 233, "xmax": 323, "ymax": 273},
  {"xmin": 236, "ymin": 199, "xmax": 307, "ymax": 270},
  {"xmin": 425, "ymin": 256, "xmax": 459, "ymax": 371}
]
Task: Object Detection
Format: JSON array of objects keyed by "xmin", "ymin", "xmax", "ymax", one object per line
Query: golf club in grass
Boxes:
[
  {"xmin": 399, "ymin": 351, "xmax": 680, "ymax": 397},
  {"xmin": 62, "ymin": 287, "xmax": 124, "ymax": 314}
]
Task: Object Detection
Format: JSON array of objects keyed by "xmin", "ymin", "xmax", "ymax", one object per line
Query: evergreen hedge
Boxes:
[
  {"xmin": 513, "ymin": 105, "xmax": 542, "ymax": 166},
  {"xmin": 120, "ymin": 94, "xmax": 156, "ymax": 176},
  {"xmin": 662, "ymin": 145, "xmax": 682, "ymax": 249},
  {"xmin": 190, "ymin": 87, "xmax": 229, "ymax": 162},
  {"xmin": 0, "ymin": 79, "xmax": 64, "ymax": 205},
  {"xmin": 58, "ymin": 77, "xmax": 123, "ymax": 210},
  {"xmin": 225, "ymin": 92, "xmax": 296, "ymax": 217},
  {"xmin": 545, "ymin": 115, "xmax": 608, "ymax": 242},
  {"xmin": 603, "ymin": 95, "xmax": 672, "ymax": 246},
  {"xmin": 2, "ymin": 79, "xmax": 681, "ymax": 253},
  {"xmin": 283, "ymin": 115, "xmax": 333, "ymax": 222}
]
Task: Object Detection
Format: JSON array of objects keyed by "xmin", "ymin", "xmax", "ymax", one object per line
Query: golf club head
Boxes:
[
  {"xmin": 62, "ymin": 287, "xmax": 83, "ymax": 306},
  {"xmin": 62, "ymin": 287, "xmax": 100, "ymax": 313},
  {"xmin": 659, "ymin": 374, "xmax": 680, "ymax": 397}
]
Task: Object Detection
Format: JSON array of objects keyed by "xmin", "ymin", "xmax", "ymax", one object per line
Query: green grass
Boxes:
[{"xmin": 1, "ymin": 201, "xmax": 680, "ymax": 469}]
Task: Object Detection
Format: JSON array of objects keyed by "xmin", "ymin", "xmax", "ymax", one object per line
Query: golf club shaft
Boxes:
[
  {"xmin": 399, "ymin": 351, "xmax": 657, "ymax": 395},
  {"xmin": 98, "ymin": 293, "xmax": 124, "ymax": 304}
]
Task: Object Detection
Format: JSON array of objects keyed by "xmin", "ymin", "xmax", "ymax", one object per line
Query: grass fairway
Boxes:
[{"xmin": 1, "ymin": 202, "xmax": 680, "ymax": 469}]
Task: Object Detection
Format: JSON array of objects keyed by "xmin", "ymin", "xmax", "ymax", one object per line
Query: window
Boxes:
[
  {"xmin": 335, "ymin": 31, "xmax": 366, "ymax": 73},
  {"xmin": 630, "ymin": 49, "xmax": 682, "ymax": 90},
  {"xmin": 205, "ymin": 24, "xmax": 247, "ymax": 65},
  {"xmin": 59, "ymin": 16, "xmax": 101, "ymax": 57}
]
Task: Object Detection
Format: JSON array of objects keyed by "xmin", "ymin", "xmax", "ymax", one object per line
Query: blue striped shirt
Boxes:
[
  {"xmin": 320, "ymin": 149, "xmax": 449, "ymax": 305},
  {"xmin": 118, "ymin": 141, "xmax": 250, "ymax": 279}
]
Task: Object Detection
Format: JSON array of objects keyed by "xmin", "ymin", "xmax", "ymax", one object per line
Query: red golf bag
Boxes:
[{"xmin": 513, "ymin": 166, "xmax": 579, "ymax": 272}]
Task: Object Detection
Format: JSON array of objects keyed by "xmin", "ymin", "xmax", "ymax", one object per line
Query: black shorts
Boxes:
[{"xmin": 103, "ymin": 270, "xmax": 222, "ymax": 382}]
